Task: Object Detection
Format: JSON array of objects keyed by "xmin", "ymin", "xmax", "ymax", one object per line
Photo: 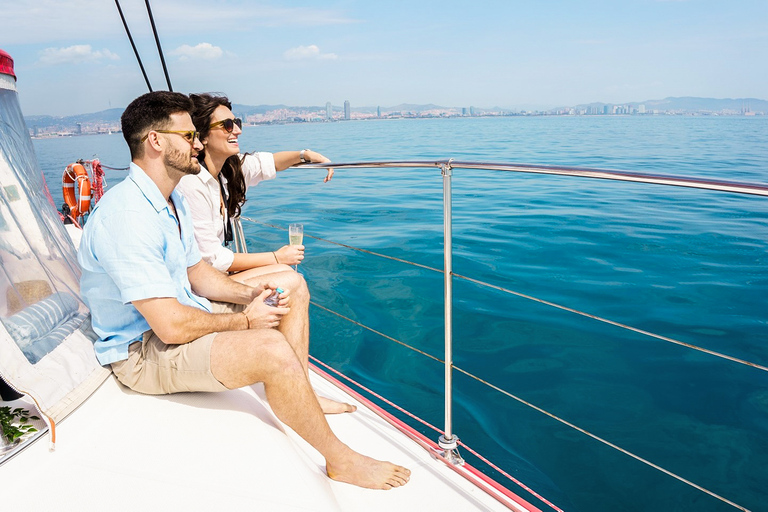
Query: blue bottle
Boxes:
[{"xmin": 264, "ymin": 287, "xmax": 284, "ymax": 307}]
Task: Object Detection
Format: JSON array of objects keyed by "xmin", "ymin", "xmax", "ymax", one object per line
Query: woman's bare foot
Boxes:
[
  {"xmin": 326, "ymin": 449, "xmax": 411, "ymax": 489},
  {"xmin": 317, "ymin": 395, "xmax": 357, "ymax": 414}
]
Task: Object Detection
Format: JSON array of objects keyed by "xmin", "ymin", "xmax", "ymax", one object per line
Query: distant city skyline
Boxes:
[
  {"xmin": 4, "ymin": 0, "xmax": 767, "ymax": 117},
  {"xmin": 26, "ymin": 96, "xmax": 766, "ymax": 138}
]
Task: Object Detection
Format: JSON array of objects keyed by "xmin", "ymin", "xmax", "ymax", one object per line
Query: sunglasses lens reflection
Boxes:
[
  {"xmin": 212, "ymin": 118, "xmax": 243, "ymax": 133},
  {"xmin": 223, "ymin": 118, "xmax": 242, "ymax": 132}
]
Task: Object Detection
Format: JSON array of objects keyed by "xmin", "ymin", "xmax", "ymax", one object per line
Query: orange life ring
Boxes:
[{"xmin": 62, "ymin": 163, "xmax": 91, "ymax": 218}]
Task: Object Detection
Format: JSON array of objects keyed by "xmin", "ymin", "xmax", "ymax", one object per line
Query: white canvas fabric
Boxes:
[{"xmin": 0, "ymin": 69, "xmax": 109, "ymax": 445}]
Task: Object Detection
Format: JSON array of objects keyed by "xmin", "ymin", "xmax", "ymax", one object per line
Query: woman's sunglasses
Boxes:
[{"xmin": 209, "ymin": 117, "xmax": 243, "ymax": 133}]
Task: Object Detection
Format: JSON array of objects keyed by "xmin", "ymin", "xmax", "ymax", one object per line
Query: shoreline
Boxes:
[{"xmin": 27, "ymin": 111, "xmax": 767, "ymax": 139}]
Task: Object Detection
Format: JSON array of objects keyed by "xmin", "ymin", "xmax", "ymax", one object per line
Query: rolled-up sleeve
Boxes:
[
  {"xmin": 241, "ymin": 152, "xmax": 277, "ymax": 187},
  {"xmin": 202, "ymin": 234, "xmax": 234, "ymax": 272}
]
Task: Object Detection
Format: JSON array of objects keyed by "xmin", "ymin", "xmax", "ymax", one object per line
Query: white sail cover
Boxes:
[{"xmin": 0, "ymin": 66, "xmax": 109, "ymax": 430}]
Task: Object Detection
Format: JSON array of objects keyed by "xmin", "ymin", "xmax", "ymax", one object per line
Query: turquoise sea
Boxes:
[{"xmin": 33, "ymin": 116, "xmax": 768, "ymax": 512}]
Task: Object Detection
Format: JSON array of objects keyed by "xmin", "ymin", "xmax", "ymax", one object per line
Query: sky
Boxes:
[{"xmin": 2, "ymin": 0, "xmax": 767, "ymax": 116}]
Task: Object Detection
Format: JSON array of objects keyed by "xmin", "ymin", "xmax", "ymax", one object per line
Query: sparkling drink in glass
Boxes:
[
  {"xmin": 288, "ymin": 223, "xmax": 303, "ymax": 269},
  {"xmin": 289, "ymin": 223, "xmax": 303, "ymax": 246}
]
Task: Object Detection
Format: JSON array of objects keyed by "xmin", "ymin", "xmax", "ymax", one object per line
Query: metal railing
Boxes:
[
  {"xmin": 236, "ymin": 159, "xmax": 766, "ymax": 511},
  {"xmin": 297, "ymin": 159, "xmax": 767, "ymax": 455}
]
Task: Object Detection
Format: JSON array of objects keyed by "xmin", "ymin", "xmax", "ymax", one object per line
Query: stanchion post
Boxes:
[
  {"xmin": 232, "ymin": 217, "xmax": 248, "ymax": 254},
  {"xmin": 438, "ymin": 160, "xmax": 464, "ymax": 465}
]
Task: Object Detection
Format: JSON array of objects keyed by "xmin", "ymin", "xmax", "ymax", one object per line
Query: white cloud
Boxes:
[
  {"xmin": 170, "ymin": 43, "xmax": 224, "ymax": 61},
  {"xmin": 283, "ymin": 45, "xmax": 338, "ymax": 61},
  {"xmin": 37, "ymin": 45, "xmax": 120, "ymax": 65},
  {"xmin": 2, "ymin": 1, "xmax": 358, "ymax": 45}
]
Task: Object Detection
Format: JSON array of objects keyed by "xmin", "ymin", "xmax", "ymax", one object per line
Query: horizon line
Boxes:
[{"xmin": 23, "ymin": 95, "xmax": 768, "ymax": 119}]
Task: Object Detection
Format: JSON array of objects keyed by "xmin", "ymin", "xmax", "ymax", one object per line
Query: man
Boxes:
[{"xmin": 78, "ymin": 91, "xmax": 410, "ymax": 490}]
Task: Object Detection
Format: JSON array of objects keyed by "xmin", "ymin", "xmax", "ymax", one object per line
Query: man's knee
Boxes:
[
  {"xmin": 251, "ymin": 330, "xmax": 304, "ymax": 372},
  {"xmin": 275, "ymin": 270, "xmax": 308, "ymax": 299},
  {"xmin": 212, "ymin": 329, "xmax": 302, "ymax": 388}
]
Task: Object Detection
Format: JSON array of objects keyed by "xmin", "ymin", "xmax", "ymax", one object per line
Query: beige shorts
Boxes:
[{"xmin": 110, "ymin": 301, "xmax": 243, "ymax": 395}]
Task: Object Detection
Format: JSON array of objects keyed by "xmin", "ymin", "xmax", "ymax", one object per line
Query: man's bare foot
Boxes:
[
  {"xmin": 317, "ymin": 395, "xmax": 357, "ymax": 414},
  {"xmin": 326, "ymin": 449, "xmax": 411, "ymax": 490}
]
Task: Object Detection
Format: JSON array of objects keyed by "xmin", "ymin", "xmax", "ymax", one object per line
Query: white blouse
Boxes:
[{"xmin": 176, "ymin": 152, "xmax": 277, "ymax": 272}]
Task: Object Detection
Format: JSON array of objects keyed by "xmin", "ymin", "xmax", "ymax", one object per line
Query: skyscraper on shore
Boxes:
[
  {"xmin": 344, "ymin": 100, "xmax": 350, "ymax": 120},
  {"xmin": 325, "ymin": 102, "xmax": 332, "ymax": 120}
]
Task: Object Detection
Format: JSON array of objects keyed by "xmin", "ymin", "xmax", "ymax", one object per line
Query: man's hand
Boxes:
[{"xmin": 242, "ymin": 287, "xmax": 290, "ymax": 329}]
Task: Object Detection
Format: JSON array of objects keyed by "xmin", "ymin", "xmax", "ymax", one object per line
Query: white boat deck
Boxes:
[{"xmin": 3, "ymin": 369, "xmax": 533, "ymax": 512}]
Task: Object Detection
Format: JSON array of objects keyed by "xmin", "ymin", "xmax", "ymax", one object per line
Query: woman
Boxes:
[
  {"xmin": 176, "ymin": 93, "xmax": 332, "ymax": 282},
  {"xmin": 177, "ymin": 94, "xmax": 355, "ymax": 415}
]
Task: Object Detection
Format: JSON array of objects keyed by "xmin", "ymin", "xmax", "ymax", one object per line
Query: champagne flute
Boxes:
[{"xmin": 288, "ymin": 223, "xmax": 303, "ymax": 270}]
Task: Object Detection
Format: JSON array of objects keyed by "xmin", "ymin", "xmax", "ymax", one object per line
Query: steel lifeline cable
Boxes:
[
  {"xmin": 240, "ymin": 216, "xmax": 768, "ymax": 373},
  {"xmin": 241, "ymin": 214, "xmax": 754, "ymax": 512}
]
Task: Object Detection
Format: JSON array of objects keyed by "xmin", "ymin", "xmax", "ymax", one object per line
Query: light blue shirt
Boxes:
[{"xmin": 78, "ymin": 163, "xmax": 211, "ymax": 365}]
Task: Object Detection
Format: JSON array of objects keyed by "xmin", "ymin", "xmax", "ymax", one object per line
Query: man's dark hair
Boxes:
[{"xmin": 121, "ymin": 91, "xmax": 194, "ymax": 158}]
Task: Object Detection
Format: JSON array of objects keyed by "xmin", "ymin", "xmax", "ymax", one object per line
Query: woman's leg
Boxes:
[
  {"xmin": 239, "ymin": 268, "xmax": 355, "ymax": 414},
  {"xmin": 229, "ymin": 263, "xmax": 294, "ymax": 284}
]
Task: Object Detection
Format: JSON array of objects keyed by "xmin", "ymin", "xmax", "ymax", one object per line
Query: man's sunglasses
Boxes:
[
  {"xmin": 209, "ymin": 118, "xmax": 243, "ymax": 133},
  {"xmin": 141, "ymin": 130, "xmax": 199, "ymax": 144}
]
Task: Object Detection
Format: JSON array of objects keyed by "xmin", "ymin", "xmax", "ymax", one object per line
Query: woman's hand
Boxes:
[
  {"xmin": 242, "ymin": 287, "xmax": 290, "ymax": 329},
  {"xmin": 274, "ymin": 244, "xmax": 304, "ymax": 266},
  {"xmin": 305, "ymin": 150, "xmax": 334, "ymax": 182}
]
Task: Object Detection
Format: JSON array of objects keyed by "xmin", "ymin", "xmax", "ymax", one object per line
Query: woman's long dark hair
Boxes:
[{"xmin": 189, "ymin": 93, "xmax": 247, "ymax": 218}]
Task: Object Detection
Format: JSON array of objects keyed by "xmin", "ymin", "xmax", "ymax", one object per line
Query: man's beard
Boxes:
[{"xmin": 164, "ymin": 145, "xmax": 200, "ymax": 177}]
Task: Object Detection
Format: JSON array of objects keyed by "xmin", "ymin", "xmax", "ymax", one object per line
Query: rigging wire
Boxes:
[
  {"xmin": 310, "ymin": 292, "xmax": 750, "ymax": 512},
  {"xmin": 144, "ymin": 0, "xmax": 173, "ymax": 92},
  {"xmin": 452, "ymin": 273, "xmax": 768, "ymax": 372},
  {"xmin": 450, "ymin": 364, "xmax": 750, "ymax": 512},
  {"xmin": 310, "ymin": 354, "xmax": 565, "ymax": 512},
  {"xmin": 240, "ymin": 217, "xmax": 768, "ymax": 373},
  {"xmin": 240, "ymin": 194, "xmax": 759, "ymax": 509},
  {"xmin": 114, "ymin": 0, "xmax": 152, "ymax": 92}
]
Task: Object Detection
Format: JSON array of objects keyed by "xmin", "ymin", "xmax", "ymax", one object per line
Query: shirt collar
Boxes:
[
  {"xmin": 128, "ymin": 162, "xmax": 174, "ymax": 213},
  {"xmin": 199, "ymin": 161, "xmax": 229, "ymax": 186},
  {"xmin": 194, "ymin": 162, "xmax": 215, "ymax": 183}
]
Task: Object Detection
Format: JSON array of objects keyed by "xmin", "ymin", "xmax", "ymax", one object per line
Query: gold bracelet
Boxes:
[
  {"xmin": 241, "ymin": 311, "xmax": 250, "ymax": 330},
  {"xmin": 272, "ymin": 251, "xmax": 279, "ymax": 264}
]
